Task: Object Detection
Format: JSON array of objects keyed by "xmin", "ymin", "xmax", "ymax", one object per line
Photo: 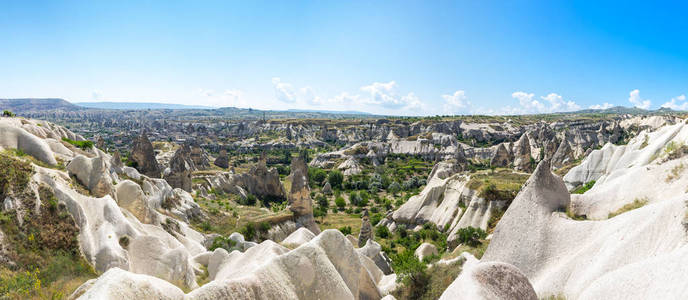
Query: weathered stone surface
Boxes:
[
  {"xmin": 130, "ymin": 133, "xmax": 161, "ymax": 178},
  {"xmin": 163, "ymin": 145, "xmax": 193, "ymax": 192},
  {"xmin": 67, "ymin": 153, "xmax": 114, "ymax": 197},
  {"xmin": 440, "ymin": 254, "xmax": 537, "ymax": 300},
  {"xmin": 288, "ymin": 155, "xmax": 321, "ymax": 235},
  {"xmin": 96, "ymin": 136, "xmax": 105, "ymax": 150},
  {"xmin": 213, "ymin": 149, "xmax": 229, "ymax": 169},
  {"xmin": 512, "ymin": 133, "xmax": 533, "ymax": 172},
  {"xmin": 189, "ymin": 145, "xmax": 210, "ymax": 169},
  {"xmin": 358, "ymin": 209, "xmax": 372, "ymax": 247},
  {"xmin": 414, "ymin": 242, "xmax": 438, "ymax": 261},
  {"xmin": 490, "ymin": 143, "xmax": 512, "ymax": 167},
  {"xmin": 322, "ymin": 181, "xmax": 333, "ymax": 195}
]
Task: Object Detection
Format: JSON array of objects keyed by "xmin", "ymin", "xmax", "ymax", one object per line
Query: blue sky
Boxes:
[{"xmin": 1, "ymin": 1, "xmax": 687, "ymax": 115}]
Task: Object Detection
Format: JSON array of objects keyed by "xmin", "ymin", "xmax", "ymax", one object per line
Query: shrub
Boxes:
[
  {"xmin": 390, "ymin": 250, "xmax": 429, "ymax": 299},
  {"xmin": 376, "ymin": 225, "xmax": 390, "ymax": 238},
  {"xmin": 339, "ymin": 226, "xmax": 352, "ymax": 235},
  {"xmin": 240, "ymin": 194, "xmax": 257, "ymax": 206},
  {"xmin": 315, "ymin": 194, "xmax": 328, "ymax": 208},
  {"xmin": 309, "ymin": 168, "xmax": 327, "ymax": 186},
  {"xmin": 240, "ymin": 223, "xmax": 257, "ymax": 241},
  {"xmin": 61, "ymin": 138, "xmax": 94, "ymax": 150},
  {"xmin": 2, "ymin": 110, "xmax": 14, "ymax": 117},
  {"xmin": 387, "ymin": 181, "xmax": 401, "ymax": 195},
  {"xmin": 328, "ymin": 170, "xmax": 344, "ymax": 189},
  {"xmin": 456, "ymin": 226, "xmax": 487, "ymax": 247},
  {"xmin": 335, "ymin": 196, "xmax": 346, "ymax": 210}
]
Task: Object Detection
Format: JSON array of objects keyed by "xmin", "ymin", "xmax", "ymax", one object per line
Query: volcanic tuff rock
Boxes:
[
  {"xmin": 489, "ymin": 143, "xmax": 512, "ymax": 167},
  {"xmin": 358, "ymin": 209, "xmax": 372, "ymax": 247},
  {"xmin": 163, "ymin": 145, "xmax": 193, "ymax": 192},
  {"xmin": 130, "ymin": 133, "xmax": 162, "ymax": 178},
  {"xmin": 439, "ymin": 254, "xmax": 537, "ymax": 300},
  {"xmin": 414, "ymin": 242, "xmax": 438, "ymax": 262},
  {"xmin": 67, "ymin": 151, "xmax": 115, "ymax": 197},
  {"xmin": 189, "ymin": 145, "xmax": 210, "ymax": 169},
  {"xmin": 213, "ymin": 149, "xmax": 229, "ymax": 169},
  {"xmin": 287, "ymin": 155, "xmax": 321, "ymax": 235},
  {"xmin": 512, "ymin": 133, "xmax": 533, "ymax": 172}
]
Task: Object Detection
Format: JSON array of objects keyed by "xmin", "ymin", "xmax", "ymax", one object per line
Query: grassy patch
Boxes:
[
  {"xmin": 571, "ymin": 180, "xmax": 595, "ymax": 194},
  {"xmin": 466, "ymin": 169, "xmax": 529, "ymax": 202},
  {"xmin": 61, "ymin": 138, "xmax": 94, "ymax": 150},
  {"xmin": 608, "ymin": 197, "xmax": 648, "ymax": 218}
]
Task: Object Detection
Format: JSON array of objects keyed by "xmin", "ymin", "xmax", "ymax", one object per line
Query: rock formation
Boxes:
[
  {"xmin": 512, "ymin": 133, "xmax": 533, "ymax": 172},
  {"xmin": 489, "ymin": 143, "xmax": 512, "ymax": 167},
  {"xmin": 189, "ymin": 145, "xmax": 210, "ymax": 169},
  {"xmin": 414, "ymin": 242, "xmax": 438, "ymax": 262},
  {"xmin": 322, "ymin": 181, "xmax": 333, "ymax": 195},
  {"xmin": 440, "ymin": 253, "xmax": 537, "ymax": 300},
  {"xmin": 287, "ymin": 155, "xmax": 321, "ymax": 235},
  {"xmin": 213, "ymin": 149, "xmax": 229, "ymax": 169},
  {"xmin": 66, "ymin": 152, "xmax": 114, "ymax": 197},
  {"xmin": 130, "ymin": 133, "xmax": 161, "ymax": 178},
  {"xmin": 358, "ymin": 209, "xmax": 372, "ymax": 247},
  {"xmin": 163, "ymin": 145, "xmax": 193, "ymax": 192},
  {"xmin": 96, "ymin": 136, "xmax": 105, "ymax": 150}
]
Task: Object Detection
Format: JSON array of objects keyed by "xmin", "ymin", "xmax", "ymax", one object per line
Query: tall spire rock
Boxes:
[
  {"xmin": 287, "ymin": 155, "xmax": 321, "ymax": 235},
  {"xmin": 130, "ymin": 133, "xmax": 161, "ymax": 178}
]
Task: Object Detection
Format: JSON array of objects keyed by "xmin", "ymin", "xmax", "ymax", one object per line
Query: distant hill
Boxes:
[
  {"xmin": 76, "ymin": 102, "xmax": 214, "ymax": 110},
  {"xmin": 571, "ymin": 106, "xmax": 682, "ymax": 115},
  {"xmin": 0, "ymin": 98, "xmax": 82, "ymax": 113}
]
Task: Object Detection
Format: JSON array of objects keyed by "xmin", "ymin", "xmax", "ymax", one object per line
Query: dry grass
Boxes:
[
  {"xmin": 608, "ymin": 197, "xmax": 649, "ymax": 218},
  {"xmin": 318, "ymin": 213, "xmax": 362, "ymax": 236},
  {"xmin": 666, "ymin": 163, "xmax": 686, "ymax": 182}
]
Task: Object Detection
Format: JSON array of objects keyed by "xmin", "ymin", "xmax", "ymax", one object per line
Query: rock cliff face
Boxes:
[
  {"xmin": 130, "ymin": 133, "xmax": 161, "ymax": 178},
  {"xmin": 287, "ymin": 155, "xmax": 321, "ymax": 235}
]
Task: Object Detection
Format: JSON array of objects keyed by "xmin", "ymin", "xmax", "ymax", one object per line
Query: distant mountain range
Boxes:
[{"xmin": 1, "ymin": 98, "xmax": 684, "ymax": 117}]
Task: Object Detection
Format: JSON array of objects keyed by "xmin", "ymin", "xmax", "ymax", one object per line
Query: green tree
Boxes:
[
  {"xmin": 335, "ymin": 196, "xmax": 346, "ymax": 210},
  {"xmin": 328, "ymin": 170, "xmax": 344, "ymax": 189}
]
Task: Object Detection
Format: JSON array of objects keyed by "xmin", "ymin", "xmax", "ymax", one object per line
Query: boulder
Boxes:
[
  {"xmin": 115, "ymin": 180, "xmax": 154, "ymax": 224},
  {"xmin": 338, "ymin": 157, "xmax": 362, "ymax": 176},
  {"xmin": 322, "ymin": 181, "xmax": 333, "ymax": 195},
  {"xmin": 414, "ymin": 242, "xmax": 438, "ymax": 261},
  {"xmin": 130, "ymin": 133, "xmax": 161, "ymax": 178},
  {"xmin": 213, "ymin": 149, "xmax": 229, "ymax": 169}
]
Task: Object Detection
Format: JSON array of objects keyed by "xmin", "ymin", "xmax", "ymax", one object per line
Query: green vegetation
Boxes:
[
  {"xmin": 61, "ymin": 137, "xmax": 94, "ymax": 150},
  {"xmin": 328, "ymin": 170, "xmax": 344, "ymax": 189},
  {"xmin": 390, "ymin": 250, "xmax": 429, "ymax": 300},
  {"xmin": 0, "ymin": 183, "xmax": 97, "ymax": 298},
  {"xmin": 455, "ymin": 226, "xmax": 487, "ymax": 247},
  {"xmin": 2, "ymin": 110, "xmax": 14, "ymax": 117},
  {"xmin": 466, "ymin": 169, "xmax": 529, "ymax": 202},
  {"xmin": 572, "ymin": 180, "xmax": 595, "ymax": 194},
  {"xmin": 608, "ymin": 197, "xmax": 648, "ymax": 218}
]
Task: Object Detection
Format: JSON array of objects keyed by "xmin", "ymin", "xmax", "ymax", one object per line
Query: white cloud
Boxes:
[
  {"xmin": 589, "ymin": 102, "xmax": 614, "ymax": 110},
  {"xmin": 628, "ymin": 89, "xmax": 651, "ymax": 110},
  {"xmin": 198, "ymin": 88, "xmax": 248, "ymax": 108},
  {"xmin": 661, "ymin": 94, "xmax": 687, "ymax": 110},
  {"xmin": 272, "ymin": 77, "xmax": 297, "ymax": 103},
  {"xmin": 507, "ymin": 91, "xmax": 580, "ymax": 114},
  {"xmin": 442, "ymin": 90, "xmax": 471, "ymax": 114},
  {"xmin": 358, "ymin": 81, "xmax": 421, "ymax": 109},
  {"xmin": 541, "ymin": 93, "xmax": 580, "ymax": 112}
]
